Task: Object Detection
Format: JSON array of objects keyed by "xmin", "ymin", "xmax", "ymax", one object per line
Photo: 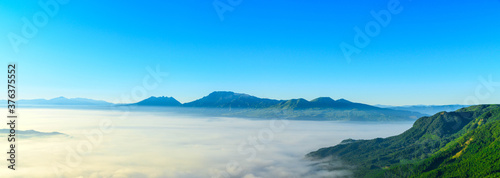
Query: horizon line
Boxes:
[{"xmin": 0, "ymin": 91, "xmax": 487, "ymax": 107}]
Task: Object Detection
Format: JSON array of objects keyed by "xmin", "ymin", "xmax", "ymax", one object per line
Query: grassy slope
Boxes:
[
  {"xmin": 307, "ymin": 105, "xmax": 500, "ymax": 177},
  {"xmin": 385, "ymin": 105, "xmax": 500, "ymax": 177}
]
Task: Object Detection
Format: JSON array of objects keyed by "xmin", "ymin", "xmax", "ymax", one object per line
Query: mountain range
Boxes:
[
  {"xmin": 2, "ymin": 91, "xmax": 474, "ymax": 121},
  {"xmin": 379, "ymin": 104, "xmax": 470, "ymax": 115},
  {"xmin": 132, "ymin": 96, "xmax": 182, "ymax": 106},
  {"xmin": 307, "ymin": 104, "xmax": 500, "ymax": 177},
  {"xmin": 0, "ymin": 129, "xmax": 66, "ymax": 138},
  {"xmin": 129, "ymin": 91, "xmax": 404, "ymax": 110},
  {"xmin": 126, "ymin": 91, "xmax": 425, "ymax": 121},
  {"xmin": 0, "ymin": 97, "xmax": 111, "ymax": 106}
]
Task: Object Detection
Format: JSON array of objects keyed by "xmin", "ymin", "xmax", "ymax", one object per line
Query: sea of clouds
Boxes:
[{"xmin": 0, "ymin": 108, "xmax": 413, "ymax": 177}]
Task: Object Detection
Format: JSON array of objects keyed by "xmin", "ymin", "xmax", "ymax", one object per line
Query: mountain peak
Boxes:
[
  {"xmin": 17, "ymin": 97, "xmax": 110, "ymax": 105},
  {"xmin": 184, "ymin": 91, "xmax": 280, "ymax": 108},
  {"xmin": 210, "ymin": 91, "xmax": 235, "ymax": 94},
  {"xmin": 146, "ymin": 96, "xmax": 174, "ymax": 99},
  {"xmin": 136, "ymin": 96, "xmax": 181, "ymax": 106},
  {"xmin": 311, "ymin": 97, "xmax": 335, "ymax": 103},
  {"xmin": 207, "ymin": 91, "xmax": 250, "ymax": 98},
  {"xmin": 52, "ymin": 96, "xmax": 68, "ymax": 100},
  {"xmin": 296, "ymin": 98, "xmax": 308, "ymax": 102},
  {"xmin": 336, "ymin": 98, "xmax": 352, "ymax": 103}
]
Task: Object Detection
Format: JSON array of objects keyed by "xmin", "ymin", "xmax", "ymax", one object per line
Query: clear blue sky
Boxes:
[{"xmin": 1, "ymin": 0, "xmax": 499, "ymax": 106}]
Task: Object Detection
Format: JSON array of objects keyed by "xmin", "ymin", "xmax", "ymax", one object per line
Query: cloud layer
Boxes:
[{"xmin": 0, "ymin": 108, "xmax": 413, "ymax": 177}]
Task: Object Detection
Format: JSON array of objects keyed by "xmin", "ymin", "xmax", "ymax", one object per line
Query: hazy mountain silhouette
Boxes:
[
  {"xmin": 132, "ymin": 96, "xmax": 182, "ymax": 107},
  {"xmin": 1, "ymin": 97, "xmax": 112, "ymax": 106},
  {"xmin": 383, "ymin": 104, "xmax": 470, "ymax": 115},
  {"xmin": 1, "ymin": 91, "xmax": 430, "ymax": 121}
]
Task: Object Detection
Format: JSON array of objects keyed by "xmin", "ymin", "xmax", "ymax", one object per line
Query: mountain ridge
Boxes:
[
  {"xmin": 382, "ymin": 104, "xmax": 470, "ymax": 115},
  {"xmin": 131, "ymin": 96, "xmax": 182, "ymax": 107},
  {"xmin": 0, "ymin": 97, "xmax": 112, "ymax": 106},
  {"xmin": 183, "ymin": 91, "xmax": 283, "ymax": 108},
  {"xmin": 172, "ymin": 91, "xmax": 424, "ymax": 121},
  {"xmin": 0, "ymin": 91, "xmax": 428, "ymax": 121},
  {"xmin": 0, "ymin": 91, "xmax": 442, "ymax": 121},
  {"xmin": 307, "ymin": 104, "xmax": 500, "ymax": 177}
]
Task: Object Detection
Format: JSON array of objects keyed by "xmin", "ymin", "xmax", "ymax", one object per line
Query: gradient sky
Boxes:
[{"xmin": 1, "ymin": 0, "xmax": 499, "ymax": 105}]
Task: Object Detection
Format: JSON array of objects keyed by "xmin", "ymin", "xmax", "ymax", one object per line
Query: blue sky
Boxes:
[{"xmin": 1, "ymin": 0, "xmax": 500, "ymax": 105}]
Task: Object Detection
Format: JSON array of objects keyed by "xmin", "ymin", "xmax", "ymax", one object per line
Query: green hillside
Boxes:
[{"xmin": 307, "ymin": 105, "xmax": 500, "ymax": 177}]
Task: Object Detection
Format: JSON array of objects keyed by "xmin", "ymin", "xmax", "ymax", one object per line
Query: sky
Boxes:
[{"xmin": 1, "ymin": 0, "xmax": 500, "ymax": 106}]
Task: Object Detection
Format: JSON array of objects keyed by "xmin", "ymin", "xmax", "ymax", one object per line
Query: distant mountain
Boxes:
[
  {"xmin": 0, "ymin": 129, "xmax": 66, "ymax": 138},
  {"xmin": 132, "ymin": 96, "xmax": 182, "ymax": 107},
  {"xmin": 178, "ymin": 91, "xmax": 424, "ymax": 121},
  {"xmin": 11, "ymin": 97, "xmax": 112, "ymax": 106},
  {"xmin": 183, "ymin": 91, "xmax": 389, "ymax": 110},
  {"xmin": 0, "ymin": 91, "xmax": 427, "ymax": 121},
  {"xmin": 307, "ymin": 105, "xmax": 500, "ymax": 177},
  {"xmin": 273, "ymin": 98, "xmax": 311, "ymax": 109},
  {"xmin": 274, "ymin": 97, "xmax": 379, "ymax": 110},
  {"xmin": 385, "ymin": 105, "xmax": 470, "ymax": 115},
  {"xmin": 183, "ymin": 91, "xmax": 283, "ymax": 108}
]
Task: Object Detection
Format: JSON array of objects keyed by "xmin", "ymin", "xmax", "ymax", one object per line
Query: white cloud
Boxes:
[{"xmin": 0, "ymin": 108, "xmax": 413, "ymax": 177}]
